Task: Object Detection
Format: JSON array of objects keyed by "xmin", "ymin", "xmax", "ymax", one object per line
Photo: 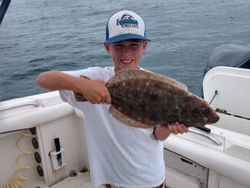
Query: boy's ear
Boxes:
[
  {"xmin": 143, "ymin": 41, "xmax": 148, "ymax": 50},
  {"xmin": 104, "ymin": 42, "xmax": 111, "ymax": 53}
]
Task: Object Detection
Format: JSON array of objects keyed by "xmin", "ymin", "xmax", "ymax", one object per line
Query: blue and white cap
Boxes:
[{"xmin": 105, "ymin": 10, "xmax": 150, "ymax": 44}]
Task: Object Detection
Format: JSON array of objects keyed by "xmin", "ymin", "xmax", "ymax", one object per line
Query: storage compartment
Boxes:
[{"xmin": 164, "ymin": 149, "xmax": 208, "ymax": 188}]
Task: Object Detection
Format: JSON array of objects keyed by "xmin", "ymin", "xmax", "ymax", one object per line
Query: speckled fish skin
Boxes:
[{"xmin": 106, "ymin": 69, "xmax": 220, "ymax": 128}]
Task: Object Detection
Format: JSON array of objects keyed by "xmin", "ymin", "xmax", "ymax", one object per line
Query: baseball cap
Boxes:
[{"xmin": 105, "ymin": 10, "xmax": 150, "ymax": 44}]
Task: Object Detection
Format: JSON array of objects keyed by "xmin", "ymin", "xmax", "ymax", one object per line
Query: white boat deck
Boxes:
[{"xmin": 51, "ymin": 171, "xmax": 92, "ymax": 188}]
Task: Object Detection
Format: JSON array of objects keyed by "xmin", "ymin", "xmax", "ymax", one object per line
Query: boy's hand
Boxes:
[
  {"xmin": 77, "ymin": 78, "xmax": 112, "ymax": 104},
  {"xmin": 153, "ymin": 122, "xmax": 188, "ymax": 141}
]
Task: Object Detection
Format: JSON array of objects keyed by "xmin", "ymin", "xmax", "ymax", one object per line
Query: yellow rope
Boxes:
[{"xmin": 0, "ymin": 131, "xmax": 32, "ymax": 188}]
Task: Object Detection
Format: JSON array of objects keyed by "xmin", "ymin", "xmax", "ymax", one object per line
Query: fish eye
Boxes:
[{"xmin": 202, "ymin": 108, "xmax": 211, "ymax": 116}]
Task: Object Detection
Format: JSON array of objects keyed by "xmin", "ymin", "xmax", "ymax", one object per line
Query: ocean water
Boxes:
[{"xmin": 1, "ymin": 0, "xmax": 250, "ymax": 101}]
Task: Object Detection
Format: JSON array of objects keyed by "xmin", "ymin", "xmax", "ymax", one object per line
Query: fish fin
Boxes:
[
  {"xmin": 109, "ymin": 106, "xmax": 152, "ymax": 128},
  {"xmin": 146, "ymin": 70, "xmax": 188, "ymax": 91},
  {"xmin": 107, "ymin": 69, "xmax": 188, "ymax": 91}
]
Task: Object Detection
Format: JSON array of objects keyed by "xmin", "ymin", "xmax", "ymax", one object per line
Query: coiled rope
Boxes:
[{"xmin": 1, "ymin": 131, "xmax": 32, "ymax": 188}]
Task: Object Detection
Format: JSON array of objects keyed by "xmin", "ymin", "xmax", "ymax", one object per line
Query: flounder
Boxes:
[{"xmin": 75, "ymin": 69, "xmax": 219, "ymax": 128}]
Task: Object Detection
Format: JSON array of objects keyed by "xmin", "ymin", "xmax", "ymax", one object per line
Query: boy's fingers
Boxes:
[
  {"xmin": 168, "ymin": 126, "xmax": 178, "ymax": 134},
  {"xmin": 166, "ymin": 123, "xmax": 188, "ymax": 134},
  {"xmin": 106, "ymin": 94, "xmax": 112, "ymax": 104}
]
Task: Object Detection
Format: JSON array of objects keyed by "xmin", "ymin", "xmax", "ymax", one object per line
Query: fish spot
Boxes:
[
  {"xmin": 149, "ymin": 93, "xmax": 159, "ymax": 101},
  {"xmin": 175, "ymin": 106, "xmax": 180, "ymax": 111},
  {"xmin": 202, "ymin": 117, "xmax": 208, "ymax": 122}
]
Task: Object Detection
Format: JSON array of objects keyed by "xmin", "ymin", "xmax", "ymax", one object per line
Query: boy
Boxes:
[{"xmin": 37, "ymin": 10, "xmax": 188, "ymax": 188}]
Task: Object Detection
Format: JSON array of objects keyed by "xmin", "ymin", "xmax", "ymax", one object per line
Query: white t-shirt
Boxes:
[{"xmin": 59, "ymin": 66, "xmax": 165, "ymax": 188}]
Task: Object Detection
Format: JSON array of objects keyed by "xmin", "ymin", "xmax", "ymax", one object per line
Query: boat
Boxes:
[
  {"xmin": 1, "ymin": 47, "xmax": 250, "ymax": 188},
  {"xmin": 1, "ymin": 2, "xmax": 250, "ymax": 188}
]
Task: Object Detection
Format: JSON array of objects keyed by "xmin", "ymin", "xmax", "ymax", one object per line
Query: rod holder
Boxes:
[{"xmin": 49, "ymin": 148, "xmax": 66, "ymax": 172}]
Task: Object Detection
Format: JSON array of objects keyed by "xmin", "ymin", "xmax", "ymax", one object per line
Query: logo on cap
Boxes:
[{"xmin": 116, "ymin": 14, "xmax": 139, "ymax": 28}]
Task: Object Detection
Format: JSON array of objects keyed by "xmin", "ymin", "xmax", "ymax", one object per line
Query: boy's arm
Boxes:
[
  {"xmin": 153, "ymin": 123, "xmax": 188, "ymax": 141},
  {"xmin": 36, "ymin": 70, "xmax": 111, "ymax": 104}
]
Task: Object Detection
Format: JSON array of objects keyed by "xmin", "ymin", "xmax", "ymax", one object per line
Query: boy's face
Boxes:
[{"xmin": 104, "ymin": 39, "xmax": 148, "ymax": 72}]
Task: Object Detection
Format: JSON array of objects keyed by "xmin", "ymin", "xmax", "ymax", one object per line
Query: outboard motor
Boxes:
[
  {"xmin": 202, "ymin": 44, "xmax": 250, "ymax": 97},
  {"xmin": 204, "ymin": 44, "xmax": 250, "ymax": 76}
]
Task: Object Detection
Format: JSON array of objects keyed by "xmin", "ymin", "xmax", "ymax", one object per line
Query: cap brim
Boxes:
[{"xmin": 105, "ymin": 34, "xmax": 150, "ymax": 44}]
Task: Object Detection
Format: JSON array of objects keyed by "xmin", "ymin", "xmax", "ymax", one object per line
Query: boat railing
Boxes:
[
  {"xmin": 188, "ymin": 128, "xmax": 223, "ymax": 146},
  {"xmin": 0, "ymin": 100, "xmax": 39, "ymax": 112}
]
